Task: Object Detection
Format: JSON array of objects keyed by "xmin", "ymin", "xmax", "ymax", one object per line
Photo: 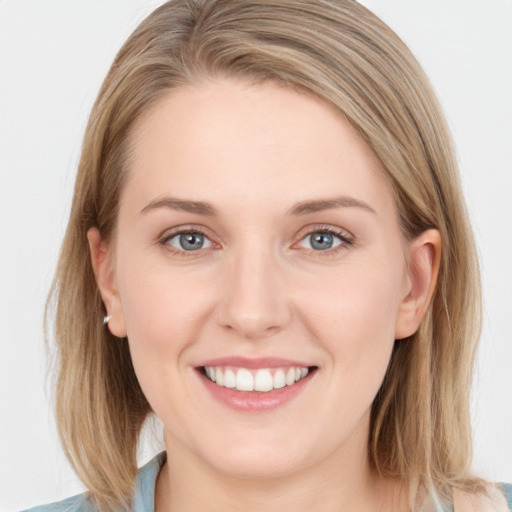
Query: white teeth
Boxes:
[
  {"xmin": 204, "ymin": 365, "xmax": 311, "ymax": 392},
  {"xmin": 224, "ymin": 369, "xmax": 236, "ymax": 388},
  {"xmin": 254, "ymin": 369, "xmax": 273, "ymax": 392},
  {"xmin": 235, "ymin": 368, "xmax": 254, "ymax": 391},
  {"xmin": 286, "ymin": 368, "xmax": 296, "ymax": 386},
  {"xmin": 273, "ymin": 369, "xmax": 286, "ymax": 389}
]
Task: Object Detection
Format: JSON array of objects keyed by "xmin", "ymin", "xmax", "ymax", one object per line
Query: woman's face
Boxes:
[{"xmin": 93, "ymin": 79, "xmax": 433, "ymax": 479}]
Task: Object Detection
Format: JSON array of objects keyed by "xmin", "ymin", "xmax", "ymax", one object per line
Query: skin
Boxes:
[{"xmin": 89, "ymin": 79, "xmax": 442, "ymax": 512}]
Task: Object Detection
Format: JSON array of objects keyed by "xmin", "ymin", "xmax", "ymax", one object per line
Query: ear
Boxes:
[
  {"xmin": 395, "ymin": 229, "xmax": 441, "ymax": 340},
  {"xmin": 87, "ymin": 227, "xmax": 127, "ymax": 338}
]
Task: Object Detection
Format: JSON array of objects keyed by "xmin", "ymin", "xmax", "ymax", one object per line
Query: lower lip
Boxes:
[{"xmin": 197, "ymin": 369, "xmax": 315, "ymax": 412}]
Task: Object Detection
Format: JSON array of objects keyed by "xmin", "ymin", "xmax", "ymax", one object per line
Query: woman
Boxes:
[{"xmin": 23, "ymin": 0, "xmax": 511, "ymax": 511}]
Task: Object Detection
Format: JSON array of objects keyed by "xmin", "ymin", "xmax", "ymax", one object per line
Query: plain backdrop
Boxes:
[{"xmin": 1, "ymin": 1, "xmax": 511, "ymax": 510}]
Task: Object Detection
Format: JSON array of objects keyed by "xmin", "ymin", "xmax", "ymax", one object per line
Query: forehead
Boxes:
[{"xmin": 122, "ymin": 79, "xmax": 395, "ymax": 218}]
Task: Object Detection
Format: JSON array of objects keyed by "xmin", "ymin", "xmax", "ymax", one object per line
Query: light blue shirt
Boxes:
[
  {"xmin": 22, "ymin": 451, "xmax": 512, "ymax": 511},
  {"xmin": 22, "ymin": 452, "xmax": 166, "ymax": 512}
]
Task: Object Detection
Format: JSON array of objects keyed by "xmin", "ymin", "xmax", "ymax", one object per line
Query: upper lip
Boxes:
[{"xmin": 197, "ymin": 356, "xmax": 313, "ymax": 369}]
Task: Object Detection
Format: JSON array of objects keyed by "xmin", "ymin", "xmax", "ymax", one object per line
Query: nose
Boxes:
[{"xmin": 215, "ymin": 243, "xmax": 292, "ymax": 340}]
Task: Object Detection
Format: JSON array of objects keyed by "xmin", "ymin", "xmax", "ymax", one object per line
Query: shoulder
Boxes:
[
  {"xmin": 20, "ymin": 492, "xmax": 93, "ymax": 512},
  {"xmin": 500, "ymin": 483, "xmax": 512, "ymax": 511},
  {"xmin": 21, "ymin": 451, "xmax": 167, "ymax": 512},
  {"xmin": 454, "ymin": 483, "xmax": 512, "ymax": 512}
]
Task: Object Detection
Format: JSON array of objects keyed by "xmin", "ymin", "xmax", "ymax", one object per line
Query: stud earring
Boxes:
[{"xmin": 103, "ymin": 315, "xmax": 112, "ymax": 326}]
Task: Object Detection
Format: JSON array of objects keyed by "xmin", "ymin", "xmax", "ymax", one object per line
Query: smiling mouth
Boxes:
[{"xmin": 200, "ymin": 366, "xmax": 317, "ymax": 393}]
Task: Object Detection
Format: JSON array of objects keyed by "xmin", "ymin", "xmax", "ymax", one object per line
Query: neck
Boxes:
[{"xmin": 155, "ymin": 421, "xmax": 408, "ymax": 512}]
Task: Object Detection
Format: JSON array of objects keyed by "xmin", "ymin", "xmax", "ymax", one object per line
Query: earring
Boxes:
[{"xmin": 103, "ymin": 315, "xmax": 112, "ymax": 326}]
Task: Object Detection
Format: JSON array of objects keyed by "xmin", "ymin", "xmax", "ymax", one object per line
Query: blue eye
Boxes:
[
  {"xmin": 299, "ymin": 230, "xmax": 346, "ymax": 251},
  {"xmin": 166, "ymin": 232, "xmax": 213, "ymax": 251},
  {"xmin": 161, "ymin": 227, "xmax": 349, "ymax": 254}
]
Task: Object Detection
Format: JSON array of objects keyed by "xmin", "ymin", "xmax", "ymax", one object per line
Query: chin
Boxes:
[
  {"xmin": 211, "ymin": 451, "xmax": 308, "ymax": 481},
  {"xmin": 192, "ymin": 429, "xmax": 320, "ymax": 480}
]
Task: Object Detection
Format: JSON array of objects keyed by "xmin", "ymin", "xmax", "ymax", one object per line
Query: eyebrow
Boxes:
[
  {"xmin": 140, "ymin": 195, "xmax": 376, "ymax": 216},
  {"xmin": 287, "ymin": 196, "xmax": 376, "ymax": 216},
  {"xmin": 140, "ymin": 198, "xmax": 217, "ymax": 216}
]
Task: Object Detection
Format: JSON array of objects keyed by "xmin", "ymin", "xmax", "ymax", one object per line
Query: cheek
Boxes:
[
  {"xmin": 115, "ymin": 261, "xmax": 215, "ymax": 425},
  {"xmin": 299, "ymin": 254, "xmax": 403, "ymax": 391},
  {"xmin": 115, "ymin": 250, "xmax": 212, "ymax": 370},
  {"xmin": 303, "ymin": 255, "xmax": 402, "ymax": 341}
]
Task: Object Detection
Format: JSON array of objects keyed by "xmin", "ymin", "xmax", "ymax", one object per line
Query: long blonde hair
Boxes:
[{"xmin": 47, "ymin": 0, "xmax": 483, "ymax": 509}]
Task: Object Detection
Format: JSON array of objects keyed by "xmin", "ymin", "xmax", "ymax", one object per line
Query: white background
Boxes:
[{"xmin": 1, "ymin": 1, "xmax": 511, "ymax": 510}]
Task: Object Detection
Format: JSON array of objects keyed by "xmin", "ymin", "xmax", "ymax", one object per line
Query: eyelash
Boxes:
[{"xmin": 158, "ymin": 225, "xmax": 354, "ymax": 257}]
